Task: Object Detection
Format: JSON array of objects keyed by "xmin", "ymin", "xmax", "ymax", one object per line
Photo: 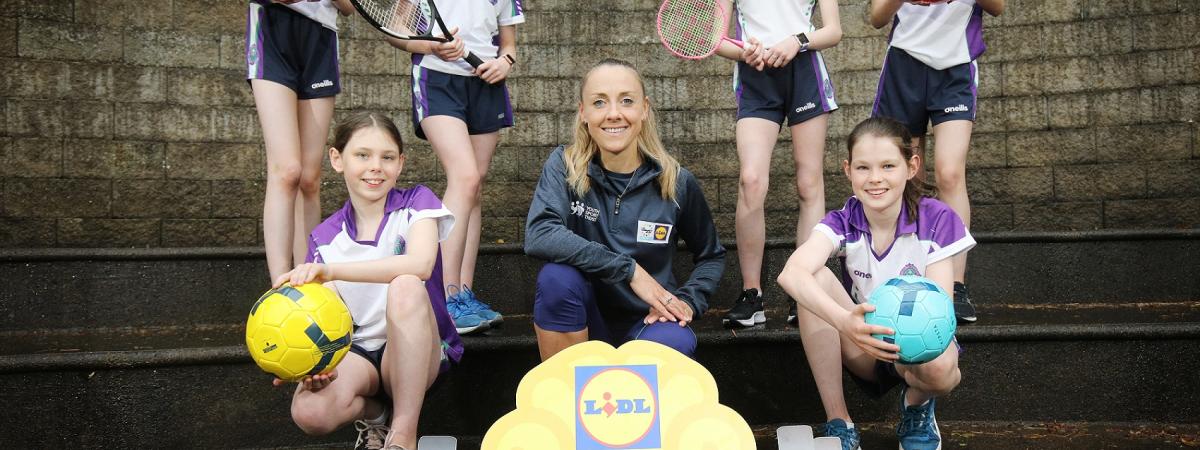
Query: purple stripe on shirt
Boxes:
[{"xmin": 965, "ymin": 4, "xmax": 986, "ymax": 61}]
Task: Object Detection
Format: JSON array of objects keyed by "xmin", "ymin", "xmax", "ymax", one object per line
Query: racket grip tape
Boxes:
[{"xmin": 464, "ymin": 52, "xmax": 483, "ymax": 68}]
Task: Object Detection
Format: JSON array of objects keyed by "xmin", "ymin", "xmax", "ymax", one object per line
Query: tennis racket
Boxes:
[
  {"xmin": 349, "ymin": 0, "xmax": 484, "ymax": 68},
  {"xmin": 656, "ymin": 0, "xmax": 745, "ymax": 60}
]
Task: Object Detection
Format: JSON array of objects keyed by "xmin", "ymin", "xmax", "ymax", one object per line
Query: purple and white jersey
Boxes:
[
  {"xmin": 283, "ymin": 0, "xmax": 340, "ymax": 31},
  {"xmin": 735, "ymin": 0, "xmax": 819, "ymax": 51},
  {"xmin": 814, "ymin": 196, "xmax": 975, "ymax": 303},
  {"xmin": 412, "ymin": 0, "xmax": 525, "ymax": 77},
  {"xmin": 306, "ymin": 185, "xmax": 461, "ymax": 362},
  {"xmin": 888, "ymin": 0, "xmax": 987, "ymax": 70}
]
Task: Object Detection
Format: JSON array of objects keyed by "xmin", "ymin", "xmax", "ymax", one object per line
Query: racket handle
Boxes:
[{"xmin": 464, "ymin": 52, "xmax": 483, "ymax": 69}]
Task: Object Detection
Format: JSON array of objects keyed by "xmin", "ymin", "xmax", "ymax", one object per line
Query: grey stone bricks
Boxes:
[{"xmin": 0, "ymin": 2, "xmax": 1196, "ymax": 247}]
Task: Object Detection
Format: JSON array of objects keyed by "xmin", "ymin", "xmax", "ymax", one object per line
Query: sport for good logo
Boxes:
[{"xmin": 575, "ymin": 365, "xmax": 661, "ymax": 449}]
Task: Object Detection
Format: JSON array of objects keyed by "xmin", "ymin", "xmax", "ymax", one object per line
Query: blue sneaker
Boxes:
[
  {"xmin": 897, "ymin": 386, "xmax": 942, "ymax": 450},
  {"xmin": 446, "ymin": 292, "xmax": 489, "ymax": 335},
  {"xmin": 821, "ymin": 418, "xmax": 861, "ymax": 450},
  {"xmin": 461, "ymin": 285, "xmax": 503, "ymax": 326}
]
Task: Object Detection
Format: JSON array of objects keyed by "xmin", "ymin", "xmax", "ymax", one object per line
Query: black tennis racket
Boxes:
[{"xmin": 349, "ymin": 0, "xmax": 484, "ymax": 68}]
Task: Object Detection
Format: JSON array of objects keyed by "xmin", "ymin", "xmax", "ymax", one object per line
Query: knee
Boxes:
[
  {"xmin": 934, "ymin": 163, "xmax": 965, "ymax": 191},
  {"xmin": 386, "ymin": 274, "xmax": 428, "ymax": 324},
  {"xmin": 297, "ymin": 168, "xmax": 322, "ymax": 196},
  {"xmin": 738, "ymin": 170, "xmax": 768, "ymax": 201},
  {"xmin": 291, "ymin": 399, "xmax": 338, "ymax": 435},
  {"xmin": 268, "ymin": 162, "xmax": 303, "ymax": 189},
  {"xmin": 638, "ymin": 323, "xmax": 697, "ymax": 358},
  {"xmin": 448, "ymin": 167, "xmax": 483, "ymax": 196},
  {"xmin": 795, "ymin": 172, "xmax": 824, "ymax": 203},
  {"xmin": 914, "ymin": 357, "xmax": 960, "ymax": 396},
  {"xmin": 535, "ymin": 263, "xmax": 586, "ymax": 305}
]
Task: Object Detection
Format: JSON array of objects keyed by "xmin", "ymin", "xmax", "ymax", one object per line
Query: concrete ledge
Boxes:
[
  {"xmin": 6, "ymin": 318, "xmax": 1198, "ymax": 374},
  {"xmin": 2, "ymin": 228, "xmax": 1196, "ymax": 261}
]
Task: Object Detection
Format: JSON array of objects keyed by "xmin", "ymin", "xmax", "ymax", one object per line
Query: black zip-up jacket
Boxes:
[{"xmin": 524, "ymin": 146, "xmax": 726, "ymax": 317}]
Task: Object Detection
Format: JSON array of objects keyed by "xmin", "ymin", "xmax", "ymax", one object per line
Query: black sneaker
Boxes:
[
  {"xmin": 787, "ymin": 300, "xmax": 798, "ymax": 326},
  {"xmin": 953, "ymin": 282, "xmax": 978, "ymax": 323},
  {"xmin": 723, "ymin": 288, "xmax": 765, "ymax": 327}
]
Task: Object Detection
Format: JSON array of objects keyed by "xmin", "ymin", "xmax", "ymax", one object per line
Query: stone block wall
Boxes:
[{"xmin": 1, "ymin": 0, "xmax": 1197, "ymax": 247}]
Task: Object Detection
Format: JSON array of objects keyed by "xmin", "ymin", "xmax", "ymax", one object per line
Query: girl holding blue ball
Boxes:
[{"xmin": 776, "ymin": 117, "xmax": 975, "ymax": 450}]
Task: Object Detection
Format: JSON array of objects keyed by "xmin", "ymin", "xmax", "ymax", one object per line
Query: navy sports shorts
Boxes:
[
  {"xmin": 349, "ymin": 341, "xmax": 451, "ymax": 386},
  {"xmin": 245, "ymin": 1, "xmax": 341, "ymax": 99},
  {"xmin": 410, "ymin": 65, "xmax": 514, "ymax": 140},
  {"xmin": 532, "ymin": 263, "xmax": 698, "ymax": 358},
  {"xmin": 736, "ymin": 50, "xmax": 838, "ymax": 126},
  {"xmin": 872, "ymin": 46, "xmax": 978, "ymax": 136}
]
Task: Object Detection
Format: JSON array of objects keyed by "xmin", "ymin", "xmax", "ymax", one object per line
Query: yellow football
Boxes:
[{"xmin": 245, "ymin": 283, "xmax": 353, "ymax": 381}]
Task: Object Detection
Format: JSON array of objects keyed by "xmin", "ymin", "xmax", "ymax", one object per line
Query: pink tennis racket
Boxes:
[{"xmin": 656, "ymin": 0, "xmax": 745, "ymax": 60}]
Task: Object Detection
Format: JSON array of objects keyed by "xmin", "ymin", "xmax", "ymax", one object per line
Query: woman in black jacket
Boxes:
[{"xmin": 524, "ymin": 59, "xmax": 726, "ymax": 360}]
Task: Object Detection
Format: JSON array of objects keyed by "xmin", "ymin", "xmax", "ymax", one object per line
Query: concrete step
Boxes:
[
  {"xmin": 3, "ymin": 230, "xmax": 1198, "ymax": 333},
  {"xmin": 2, "ymin": 303, "xmax": 1197, "ymax": 448},
  {"xmin": 268, "ymin": 422, "xmax": 1200, "ymax": 450}
]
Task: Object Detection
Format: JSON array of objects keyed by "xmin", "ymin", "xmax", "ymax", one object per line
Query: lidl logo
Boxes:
[
  {"xmin": 575, "ymin": 364, "xmax": 660, "ymax": 449},
  {"xmin": 654, "ymin": 225, "xmax": 668, "ymax": 240}
]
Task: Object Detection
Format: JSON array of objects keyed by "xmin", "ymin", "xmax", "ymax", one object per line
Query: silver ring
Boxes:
[{"xmin": 663, "ymin": 297, "xmax": 674, "ymax": 306}]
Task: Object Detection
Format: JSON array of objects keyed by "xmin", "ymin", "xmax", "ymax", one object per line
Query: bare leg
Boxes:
[
  {"xmin": 534, "ymin": 324, "xmax": 588, "ymax": 361},
  {"xmin": 422, "ymin": 117, "xmax": 482, "ymax": 293},
  {"xmin": 795, "ymin": 267, "xmax": 880, "ymax": 423},
  {"xmin": 252, "ymin": 79, "xmax": 302, "ymax": 280},
  {"xmin": 292, "ymin": 96, "xmax": 336, "ymax": 266},
  {"xmin": 789, "ymin": 113, "xmax": 829, "ymax": 245},
  {"xmin": 895, "ymin": 340, "xmax": 961, "ymax": 406},
  {"xmin": 379, "ymin": 275, "xmax": 443, "ymax": 449},
  {"xmin": 460, "ymin": 132, "xmax": 499, "ymax": 288},
  {"xmin": 734, "ymin": 118, "xmax": 782, "ymax": 292},
  {"xmin": 289, "ymin": 353, "xmax": 382, "ymax": 435},
  {"xmin": 931, "ymin": 120, "xmax": 973, "ymax": 284}
]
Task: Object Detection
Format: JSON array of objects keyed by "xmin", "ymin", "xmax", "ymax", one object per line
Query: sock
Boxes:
[{"xmin": 365, "ymin": 409, "xmax": 387, "ymax": 425}]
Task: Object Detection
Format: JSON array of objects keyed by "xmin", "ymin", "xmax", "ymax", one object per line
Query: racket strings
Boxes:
[
  {"xmin": 360, "ymin": 0, "xmax": 430, "ymax": 36},
  {"xmin": 658, "ymin": 0, "xmax": 725, "ymax": 58}
]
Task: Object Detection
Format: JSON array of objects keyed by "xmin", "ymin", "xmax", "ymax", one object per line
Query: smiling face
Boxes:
[
  {"xmin": 843, "ymin": 134, "xmax": 919, "ymax": 213},
  {"xmin": 578, "ymin": 65, "xmax": 649, "ymax": 157},
  {"xmin": 330, "ymin": 127, "xmax": 405, "ymax": 204}
]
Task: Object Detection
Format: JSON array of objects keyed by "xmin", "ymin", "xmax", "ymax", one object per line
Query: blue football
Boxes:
[{"xmin": 863, "ymin": 275, "xmax": 956, "ymax": 364}]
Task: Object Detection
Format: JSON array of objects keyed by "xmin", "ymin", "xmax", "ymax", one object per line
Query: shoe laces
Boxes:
[
  {"xmin": 898, "ymin": 404, "xmax": 933, "ymax": 437},
  {"xmin": 823, "ymin": 422, "xmax": 857, "ymax": 444},
  {"xmin": 735, "ymin": 288, "xmax": 760, "ymax": 304},
  {"xmin": 446, "ymin": 294, "xmax": 474, "ymax": 318},
  {"xmin": 461, "ymin": 285, "xmax": 493, "ymax": 313},
  {"xmin": 354, "ymin": 420, "xmax": 390, "ymax": 450}
]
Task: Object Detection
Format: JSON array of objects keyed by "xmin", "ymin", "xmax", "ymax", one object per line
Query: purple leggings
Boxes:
[{"xmin": 533, "ymin": 263, "xmax": 697, "ymax": 357}]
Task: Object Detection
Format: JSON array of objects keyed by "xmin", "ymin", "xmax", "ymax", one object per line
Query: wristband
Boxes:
[{"xmin": 502, "ymin": 54, "xmax": 516, "ymax": 66}]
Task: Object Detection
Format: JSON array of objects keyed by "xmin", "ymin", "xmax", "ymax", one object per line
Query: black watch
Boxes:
[{"xmin": 795, "ymin": 32, "xmax": 810, "ymax": 53}]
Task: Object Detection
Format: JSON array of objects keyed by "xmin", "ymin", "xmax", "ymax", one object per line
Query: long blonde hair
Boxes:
[{"xmin": 564, "ymin": 59, "xmax": 680, "ymax": 202}]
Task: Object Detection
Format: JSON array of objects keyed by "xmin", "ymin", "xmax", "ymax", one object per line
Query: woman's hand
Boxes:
[
  {"xmin": 475, "ymin": 57, "xmax": 511, "ymax": 84},
  {"xmin": 643, "ymin": 296, "xmax": 694, "ymax": 327},
  {"xmin": 630, "ymin": 264, "xmax": 694, "ymax": 325},
  {"xmin": 835, "ymin": 303, "xmax": 900, "ymax": 362},
  {"xmin": 272, "ymin": 369, "xmax": 338, "ymax": 391},
  {"xmin": 741, "ymin": 37, "xmax": 766, "ymax": 71},
  {"xmin": 430, "ymin": 28, "xmax": 465, "ymax": 62},
  {"xmin": 273, "ymin": 263, "xmax": 332, "ymax": 288}
]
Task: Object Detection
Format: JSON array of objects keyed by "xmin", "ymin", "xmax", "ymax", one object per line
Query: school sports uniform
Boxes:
[
  {"xmin": 872, "ymin": 0, "xmax": 987, "ymax": 135},
  {"xmin": 410, "ymin": 0, "xmax": 525, "ymax": 140},
  {"xmin": 524, "ymin": 147, "xmax": 726, "ymax": 357},
  {"xmin": 245, "ymin": 0, "xmax": 342, "ymax": 99},
  {"xmin": 814, "ymin": 195, "xmax": 974, "ymax": 394},
  {"xmin": 733, "ymin": 0, "xmax": 838, "ymax": 125},
  {"xmin": 306, "ymin": 185, "xmax": 463, "ymax": 375}
]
